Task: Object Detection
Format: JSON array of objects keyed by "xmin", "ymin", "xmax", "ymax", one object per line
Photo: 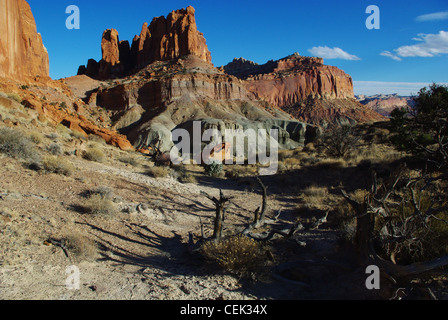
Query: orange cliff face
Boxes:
[
  {"xmin": 79, "ymin": 6, "xmax": 212, "ymax": 80},
  {"xmin": 224, "ymin": 54, "xmax": 355, "ymax": 107},
  {"xmin": 223, "ymin": 54, "xmax": 385, "ymax": 125},
  {"xmin": 0, "ymin": 0, "xmax": 50, "ymax": 82}
]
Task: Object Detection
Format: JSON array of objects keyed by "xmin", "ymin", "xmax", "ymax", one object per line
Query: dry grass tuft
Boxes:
[
  {"xmin": 61, "ymin": 233, "xmax": 98, "ymax": 262},
  {"xmin": 0, "ymin": 127, "xmax": 41, "ymax": 163},
  {"xmin": 225, "ymin": 165, "xmax": 258, "ymax": 179},
  {"xmin": 147, "ymin": 166, "xmax": 171, "ymax": 178},
  {"xmin": 42, "ymin": 156, "xmax": 74, "ymax": 176},
  {"xmin": 83, "ymin": 147, "xmax": 105, "ymax": 163},
  {"xmin": 200, "ymin": 235, "xmax": 271, "ymax": 279},
  {"xmin": 302, "ymin": 185, "xmax": 329, "ymax": 207},
  {"xmin": 83, "ymin": 194, "xmax": 116, "ymax": 216}
]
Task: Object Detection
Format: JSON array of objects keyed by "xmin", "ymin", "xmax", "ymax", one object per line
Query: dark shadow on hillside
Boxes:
[
  {"xmin": 195, "ymin": 158, "xmax": 405, "ymax": 198},
  {"xmin": 76, "ymin": 220, "xmax": 207, "ymax": 275}
]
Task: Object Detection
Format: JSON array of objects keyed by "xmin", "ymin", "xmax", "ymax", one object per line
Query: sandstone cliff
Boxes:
[
  {"xmin": 223, "ymin": 53, "xmax": 385, "ymax": 126},
  {"xmin": 78, "ymin": 6, "xmax": 212, "ymax": 80},
  {"xmin": 0, "ymin": 0, "xmax": 50, "ymax": 82}
]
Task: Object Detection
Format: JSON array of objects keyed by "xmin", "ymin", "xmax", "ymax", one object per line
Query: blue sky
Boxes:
[{"xmin": 27, "ymin": 0, "xmax": 448, "ymax": 95}]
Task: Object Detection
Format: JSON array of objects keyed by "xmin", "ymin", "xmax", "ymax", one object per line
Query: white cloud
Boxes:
[
  {"xmin": 381, "ymin": 30, "xmax": 448, "ymax": 60},
  {"xmin": 416, "ymin": 11, "xmax": 448, "ymax": 22},
  {"xmin": 308, "ymin": 46, "xmax": 361, "ymax": 60},
  {"xmin": 380, "ymin": 51, "xmax": 402, "ymax": 61}
]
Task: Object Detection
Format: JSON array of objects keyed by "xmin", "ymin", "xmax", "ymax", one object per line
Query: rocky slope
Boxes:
[
  {"xmin": 78, "ymin": 6, "xmax": 212, "ymax": 80},
  {"xmin": 73, "ymin": 55, "xmax": 316, "ymax": 153},
  {"xmin": 0, "ymin": 0, "xmax": 50, "ymax": 82}
]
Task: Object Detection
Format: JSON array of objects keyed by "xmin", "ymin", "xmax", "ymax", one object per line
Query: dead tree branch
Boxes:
[
  {"xmin": 200, "ymin": 190, "xmax": 233, "ymax": 242},
  {"xmin": 340, "ymin": 165, "xmax": 448, "ymax": 279}
]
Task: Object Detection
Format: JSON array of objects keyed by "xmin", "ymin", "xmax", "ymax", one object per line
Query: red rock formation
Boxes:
[
  {"xmin": 79, "ymin": 6, "xmax": 212, "ymax": 80},
  {"xmin": 223, "ymin": 53, "xmax": 385, "ymax": 125},
  {"xmin": 98, "ymin": 29, "xmax": 121, "ymax": 79},
  {"xmin": 0, "ymin": 0, "xmax": 50, "ymax": 82},
  {"xmin": 95, "ymin": 56, "xmax": 254, "ymax": 114},
  {"xmin": 226, "ymin": 54, "xmax": 354, "ymax": 107}
]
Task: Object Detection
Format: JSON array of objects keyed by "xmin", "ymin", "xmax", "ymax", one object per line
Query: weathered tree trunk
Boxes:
[{"xmin": 200, "ymin": 190, "xmax": 232, "ymax": 242}]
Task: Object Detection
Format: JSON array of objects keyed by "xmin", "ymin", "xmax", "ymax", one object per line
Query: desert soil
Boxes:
[{"xmin": 1, "ymin": 151, "xmax": 446, "ymax": 301}]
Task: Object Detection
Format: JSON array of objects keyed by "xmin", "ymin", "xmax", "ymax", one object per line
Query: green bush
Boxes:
[{"xmin": 203, "ymin": 161, "xmax": 223, "ymax": 177}]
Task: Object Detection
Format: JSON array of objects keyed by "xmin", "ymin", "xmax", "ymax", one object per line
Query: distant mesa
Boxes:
[
  {"xmin": 78, "ymin": 6, "xmax": 212, "ymax": 80},
  {"xmin": 357, "ymin": 94, "xmax": 415, "ymax": 117}
]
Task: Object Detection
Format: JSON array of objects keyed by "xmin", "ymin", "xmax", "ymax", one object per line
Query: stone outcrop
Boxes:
[
  {"xmin": 0, "ymin": 0, "xmax": 50, "ymax": 82},
  {"xmin": 78, "ymin": 6, "xmax": 212, "ymax": 80}
]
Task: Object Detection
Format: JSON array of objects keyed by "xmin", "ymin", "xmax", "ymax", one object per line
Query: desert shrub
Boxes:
[
  {"xmin": 322, "ymin": 125, "xmax": 361, "ymax": 158},
  {"xmin": 277, "ymin": 149, "xmax": 295, "ymax": 161},
  {"xmin": 200, "ymin": 235, "xmax": 271, "ymax": 278},
  {"xmin": 28, "ymin": 131, "xmax": 44, "ymax": 144},
  {"xmin": 83, "ymin": 193, "xmax": 116, "ymax": 216},
  {"xmin": 47, "ymin": 143, "xmax": 62, "ymax": 155},
  {"xmin": 83, "ymin": 147, "xmax": 105, "ymax": 163},
  {"xmin": 300, "ymin": 155, "xmax": 319, "ymax": 167},
  {"xmin": 178, "ymin": 172, "xmax": 197, "ymax": 184},
  {"xmin": 70, "ymin": 130, "xmax": 87, "ymax": 140},
  {"xmin": 203, "ymin": 161, "xmax": 223, "ymax": 177},
  {"xmin": 172, "ymin": 165, "xmax": 197, "ymax": 183},
  {"xmin": 0, "ymin": 127, "xmax": 40, "ymax": 162},
  {"xmin": 88, "ymin": 134, "xmax": 106, "ymax": 145},
  {"xmin": 55, "ymin": 123, "xmax": 72, "ymax": 140},
  {"xmin": 118, "ymin": 155, "xmax": 139, "ymax": 166},
  {"xmin": 302, "ymin": 185, "xmax": 329, "ymax": 207},
  {"xmin": 42, "ymin": 156, "xmax": 74, "ymax": 176},
  {"xmin": 86, "ymin": 186, "xmax": 114, "ymax": 199},
  {"xmin": 60, "ymin": 233, "xmax": 98, "ymax": 262},
  {"xmin": 147, "ymin": 166, "xmax": 171, "ymax": 178},
  {"xmin": 225, "ymin": 165, "xmax": 258, "ymax": 179},
  {"xmin": 303, "ymin": 143, "xmax": 316, "ymax": 153},
  {"xmin": 314, "ymin": 158, "xmax": 346, "ymax": 170},
  {"xmin": 46, "ymin": 132, "xmax": 59, "ymax": 141}
]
